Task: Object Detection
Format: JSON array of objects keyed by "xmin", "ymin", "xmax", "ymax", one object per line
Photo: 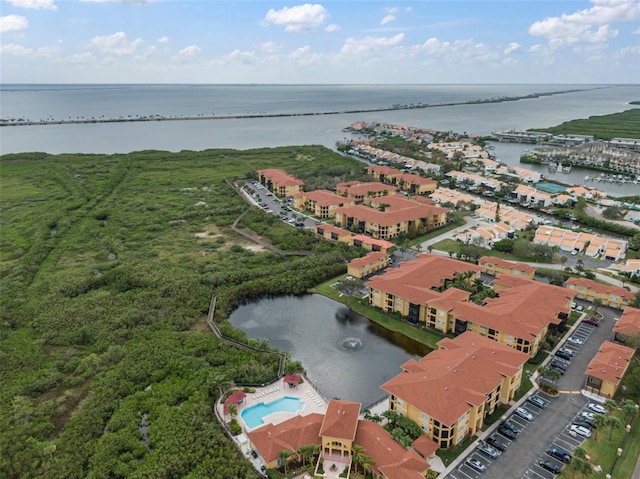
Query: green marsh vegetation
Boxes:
[
  {"xmin": 0, "ymin": 146, "xmax": 365, "ymax": 478},
  {"xmin": 529, "ymin": 108, "xmax": 640, "ymax": 140}
]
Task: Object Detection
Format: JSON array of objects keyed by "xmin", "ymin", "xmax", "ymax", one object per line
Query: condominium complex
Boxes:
[{"xmin": 257, "ymin": 169, "xmax": 305, "ymax": 197}]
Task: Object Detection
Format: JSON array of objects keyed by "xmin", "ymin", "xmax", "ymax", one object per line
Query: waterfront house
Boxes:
[
  {"xmin": 584, "ymin": 341, "xmax": 634, "ymax": 398},
  {"xmin": 258, "ymin": 169, "xmax": 304, "ymax": 197},
  {"xmin": 382, "ymin": 331, "xmax": 529, "ymax": 448},
  {"xmin": 565, "ymin": 277, "xmax": 634, "ymax": 309},
  {"xmin": 612, "ymin": 307, "xmax": 640, "ymax": 345},
  {"xmin": 620, "ymin": 259, "xmax": 640, "ymax": 278},
  {"xmin": 534, "ymin": 225, "xmax": 628, "ymax": 260}
]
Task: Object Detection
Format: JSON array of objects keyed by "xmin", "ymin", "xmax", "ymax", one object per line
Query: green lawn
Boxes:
[{"xmin": 437, "ymin": 435, "xmax": 478, "ymax": 468}]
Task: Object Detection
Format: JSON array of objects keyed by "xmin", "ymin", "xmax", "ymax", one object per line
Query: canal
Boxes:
[{"xmin": 229, "ymin": 294, "xmax": 432, "ymax": 406}]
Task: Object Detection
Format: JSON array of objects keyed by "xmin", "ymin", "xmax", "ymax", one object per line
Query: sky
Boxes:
[{"xmin": 1, "ymin": 0, "xmax": 639, "ymax": 84}]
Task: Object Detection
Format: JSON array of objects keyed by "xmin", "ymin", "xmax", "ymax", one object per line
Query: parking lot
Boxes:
[
  {"xmin": 244, "ymin": 181, "xmax": 317, "ymax": 229},
  {"xmin": 443, "ymin": 299, "xmax": 621, "ymax": 478}
]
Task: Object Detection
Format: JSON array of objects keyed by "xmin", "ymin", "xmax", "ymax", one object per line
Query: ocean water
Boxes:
[{"xmin": 1, "ymin": 83, "xmax": 639, "ymax": 195}]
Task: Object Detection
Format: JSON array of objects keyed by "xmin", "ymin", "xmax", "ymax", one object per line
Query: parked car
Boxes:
[
  {"xmin": 581, "ymin": 411, "xmax": 595, "ymax": 420},
  {"xmin": 573, "ymin": 419, "xmax": 594, "ymax": 430},
  {"xmin": 547, "ymin": 447, "xmax": 572, "ymax": 463},
  {"xmin": 498, "ymin": 425, "xmax": 517, "ymax": 440},
  {"xmin": 576, "ymin": 305, "xmax": 584, "ymax": 311},
  {"xmin": 570, "ymin": 424, "xmax": 592, "ymax": 438},
  {"xmin": 582, "ymin": 317, "xmax": 600, "ymax": 326},
  {"xmin": 558, "ymin": 347, "xmax": 574, "ymax": 357},
  {"xmin": 476, "ymin": 441, "xmax": 500, "ymax": 459},
  {"xmin": 588, "ymin": 403, "xmax": 607, "ymax": 415},
  {"xmin": 567, "ymin": 337, "xmax": 584, "ymax": 345},
  {"xmin": 465, "ymin": 458, "xmax": 486, "ymax": 472},
  {"xmin": 538, "ymin": 459, "xmax": 563, "ymax": 474},
  {"xmin": 549, "ymin": 364, "xmax": 565, "ymax": 375},
  {"xmin": 515, "ymin": 407, "xmax": 534, "ymax": 421},
  {"xmin": 501, "ymin": 420, "xmax": 521, "ymax": 434},
  {"xmin": 527, "ymin": 396, "xmax": 546, "ymax": 409},
  {"xmin": 550, "ymin": 360, "xmax": 568, "ymax": 372},
  {"xmin": 486, "ymin": 436, "xmax": 507, "ymax": 452}
]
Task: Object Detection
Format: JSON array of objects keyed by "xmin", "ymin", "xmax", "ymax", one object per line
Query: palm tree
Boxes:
[
  {"xmin": 574, "ymin": 446, "xmax": 587, "ymax": 461},
  {"xmin": 297, "ymin": 444, "xmax": 318, "ymax": 467},
  {"xmin": 351, "ymin": 444, "xmax": 366, "ymax": 474},
  {"xmin": 360, "ymin": 454, "xmax": 375, "ymax": 476},
  {"xmin": 621, "ymin": 399, "xmax": 639, "ymax": 423},
  {"xmin": 607, "ymin": 415, "xmax": 622, "ymax": 442},
  {"xmin": 279, "ymin": 449, "xmax": 293, "ymax": 475},
  {"xmin": 591, "ymin": 298, "xmax": 602, "ymax": 314},
  {"xmin": 592, "ymin": 414, "xmax": 606, "ymax": 441}
]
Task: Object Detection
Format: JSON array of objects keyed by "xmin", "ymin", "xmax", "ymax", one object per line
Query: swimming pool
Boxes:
[{"xmin": 241, "ymin": 396, "xmax": 304, "ymax": 429}]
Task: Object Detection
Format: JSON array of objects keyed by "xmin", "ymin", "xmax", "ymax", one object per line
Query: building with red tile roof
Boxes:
[
  {"xmin": 314, "ymin": 224, "xmax": 353, "ymax": 243},
  {"xmin": 368, "ymin": 254, "xmax": 572, "ymax": 356},
  {"xmin": 585, "ymin": 341, "xmax": 635, "ymax": 398},
  {"xmin": 336, "ymin": 181, "xmax": 398, "ymax": 200},
  {"xmin": 478, "ymin": 256, "xmax": 537, "ymax": 280},
  {"xmin": 382, "ymin": 331, "xmax": 529, "ymax": 448},
  {"xmin": 247, "ymin": 400, "xmax": 431, "ymax": 478},
  {"xmin": 365, "ymin": 166, "xmax": 438, "ymax": 195},
  {"xmin": 335, "ymin": 195, "xmax": 447, "ymax": 240},
  {"xmin": 350, "ymin": 235, "xmax": 395, "ymax": 253},
  {"xmin": 293, "ymin": 189, "xmax": 356, "ymax": 218},
  {"xmin": 258, "ymin": 169, "xmax": 304, "ymax": 197},
  {"xmin": 613, "ymin": 307, "xmax": 640, "ymax": 345},
  {"xmin": 566, "ymin": 277, "xmax": 634, "ymax": 309},
  {"xmin": 347, "ymin": 251, "xmax": 389, "ymax": 278},
  {"xmin": 223, "ymin": 391, "xmax": 247, "ymax": 415}
]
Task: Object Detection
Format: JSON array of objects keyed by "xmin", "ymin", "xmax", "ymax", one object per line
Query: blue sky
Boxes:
[{"xmin": 1, "ymin": 0, "xmax": 639, "ymax": 83}]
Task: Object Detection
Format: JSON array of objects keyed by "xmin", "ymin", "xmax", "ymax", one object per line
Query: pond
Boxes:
[{"xmin": 229, "ymin": 294, "xmax": 432, "ymax": 405}]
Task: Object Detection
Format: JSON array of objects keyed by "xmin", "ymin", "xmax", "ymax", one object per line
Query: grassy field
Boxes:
[{"xmin": 529, "ymin": 108, "xmax": 640, "ymax": 140}]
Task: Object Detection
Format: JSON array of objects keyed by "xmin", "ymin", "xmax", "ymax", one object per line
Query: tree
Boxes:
[
  {"xmin": 621, "ymin": 399, "xmax": 639, "ymax": 423},
  {"xmin": 297, "ymin": 444, "xmax": 318, "ymax": 467},
  {"xmin": 604, "ymin": 399, "xmax": 618, "ymax": 414},
  {"xmin": 570, "ymin": 457, "xmax": 592, "ymax": 478},
  {"xmin": 351, "ymin": 444, "xmax": 366, "ymax": 475},
  {"xmin": 591, "ymin": 298, "xmax": 602, "ymax": 314},
  {"xmin": 592, "ymin": 414, "xmax": 606, "ymax": 441},
  {"xmin": 606, "ymin": 415, "xmax": 622, "ymax": 442},
  {"xmin": 538, "ymin": 366, "xmax": 561, "ymax": 383},
  {"xmin": 279, "ymin": 450, "xmax": 293, "ymax": 475},
  {"xmin": 573, "ymin": 446, "xmax": 587, "ymax": 461}
]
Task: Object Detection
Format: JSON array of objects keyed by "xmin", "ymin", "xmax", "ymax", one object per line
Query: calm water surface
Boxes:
[{"xmin": 229, "ymin": 294, "xmax": 431, "ymax": 406}]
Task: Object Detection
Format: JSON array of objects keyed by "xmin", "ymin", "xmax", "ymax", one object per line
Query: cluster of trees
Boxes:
[{"xmin": 0, "ymin": 147, "xmax": 367, "ymax": 478}]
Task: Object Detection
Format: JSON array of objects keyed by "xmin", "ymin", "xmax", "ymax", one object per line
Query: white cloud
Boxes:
[
  {"xmin": 219, "ymin": 49, "xmax": 257, "ymax": 65},
  {"xmin": 173, "ymin": 44, "xmax": 201, "ymax": 61},
  {"xmin": 7, "ymin": 0, "xmax": 57, "ymax": 10},
  {"xmin": 60, "ymin": 52, "xmax": 95, "ymax": 64},
  {"xmin": 289, "ymin": 45, "xmax": 322, "ymax": 65},
  {"xmin": 381, "ymin": 14, "xmax": 396, "ymax": 25},
  {"xmin": 325, "ymin": 23, "xmax": 340, "ymax": 32},
  {"xmin": 615, "ymin": 44, "xmax": 640, "ymax": 56},
  {"xmin": 0, "ymin": 42, "xmax": 33, "ymax": 56},
  {"xmin": 529, "ymin": 0, "xmax": 639, "ymax": 46},
  {"xmin": 340, "ymin": 33, "xmax": 404, "ymax": 57},
  {"xmin": 0, "ymin": 14, "xmax": 28, "ymax": 32},
  {"xmin": 413, "ymin": 37, "xmax": 499, "ymax": 63},
  {"xmin": 261, "ymin": 41, "xmax": 280, "ymax": 53},
  {"xmin": 264, "ymin": 3, "xmax": 328, "ymax": 32},
  {"xmin": 90, "ymin": 32, "xmax": 143, "ymax": 55},
  {"xmin": 157, "ymin": 36, "xmax": 169, "ymax": 44},
  {"xmin": 80, "ymin": 0, "xmax": 155, "ymax": 4},
  {"xmin": 504, "ymin": 42, "xmax": 521, "ymax": 54}
]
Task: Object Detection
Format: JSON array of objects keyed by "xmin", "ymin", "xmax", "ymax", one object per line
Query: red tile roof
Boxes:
[
  {"xmin": 411, "ymin": 435, "xmax": 439, "ymax": 459},
  {"xmin": 566, "ymin": 277, "xmax": 634, "ymax": 300},
  {"xmin": 613, "ymin": 307, "xmax": 640, "ymax": 338},
  {"xmin": 283, "ymin": 374, "xmax": 301, "ymax": 385},
  {"xmin": 223, "ymin": 391, "xmax": 247, "ymax": 415},
  {"xmin": 366, "ymin": 254, "xmax": 480, "ymax": 304},
  {"xmin": 337, "ymin": 181, "xmax": 398, "ymax": 197},
  {"xmin": 304, "ymin": 189, "xmax": 353, "ymax": 206},
  {"xmin": 349, "ymin": 251, "xmax": 388, "ymax": 269},
  {"xmin": 319, "ymin": 400, "xmax": 360, "ymax": 440},
  {"xmin": 336, "ymin": 201, "xmax": 446, "ymax": 227},
  {"xmin": 478, "ymin": 256, "xmax": 537, "ymax": 276},
  {"xmin": 382, "ymin": 332, "xmax": 529, "ymax": 425},
  {"xmin": 315, "ymin": 223, "xmax": 352, "ymax": 237},
  {"xmin": 351, "ymin": 235, "xmax": 395, "ymax": 250},
  {"xmin": 247, "ymin": 413, "xmax": 324, "ymax": 463},
  {"xmin": 586, "ymin": 341, "xmax": 634, "ymax": 386},
  {"xmin": 258, "ymin": 169, "xmax": 304, "ymax": 187}
]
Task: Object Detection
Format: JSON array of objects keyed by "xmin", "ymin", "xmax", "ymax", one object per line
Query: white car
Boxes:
[
  {"xmin": 581, "ymin": 411, "xmax": 595, "ymax": 420},
  {"xmin": 588, "ymin": 403, "xmax": 607, "ymax": 415},
  {"xmin": 567, "ymin": 337, "xmax": 583, "ymax": 345},
  {"xmin": 465, "ymin": 458, "xmax": 486, "ymax": 472},
  {"xmin": 570, "ymin": 425, "xmax": 592, "ymax": 438},
  {"xmin": 515, "ymin": 407, "xmax": 534, "ymax": 421}
]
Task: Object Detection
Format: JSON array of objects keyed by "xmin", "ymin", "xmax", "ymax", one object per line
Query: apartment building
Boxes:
[
  {"xmin": 336, "ymin": 181, "xmax": 398, "ymax": 201},
  {"xmin": 347, "ymin": 252, "xmax": 389, "ymax": 278},
  {"xmin": 368, "ymin": 255, "xmax": 572, "ymax": 356},
  {"xmin": 313, "ymin": 224, "xmax": 395, "ymax": 252},
  {"xmin": 293, "ymin": 189, "xmax": 356, "ymax": 218},
  {"xmin": 257, "ymin": 169, "xmax": 304, "ymax": 197},
  {"xmin": 566, "ymin": 277, "xmax": 634, "ymax": 309},
  {"xmin": 478, "ymin": 256, "xmax": 537, "ymax": 280},
  {"xmin": 382, "ymin": 331, "xmax": 529, "ymax": 448},
  {"xmin": 584, "ymin": 341, "xmax": 635, "ymax": 398},
  {"xmin": 366, "ymin": 165, "xmax": 438, "ymax": 195},
  {"xmin": 512, "ymin": 184, "xmax": 553, "ymax": 207},
  {"xmin": 334, "ymin": 195, "xmax": 447, "ymax": 240},
  {"xmin": 613, "ymin": 307, "xmax": 640, "ymax": 345}
]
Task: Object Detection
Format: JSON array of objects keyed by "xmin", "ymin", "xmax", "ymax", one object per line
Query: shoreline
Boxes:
[{"xmin": 0, "ymin": 86, "xmax": 607, "ymax": 128}]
